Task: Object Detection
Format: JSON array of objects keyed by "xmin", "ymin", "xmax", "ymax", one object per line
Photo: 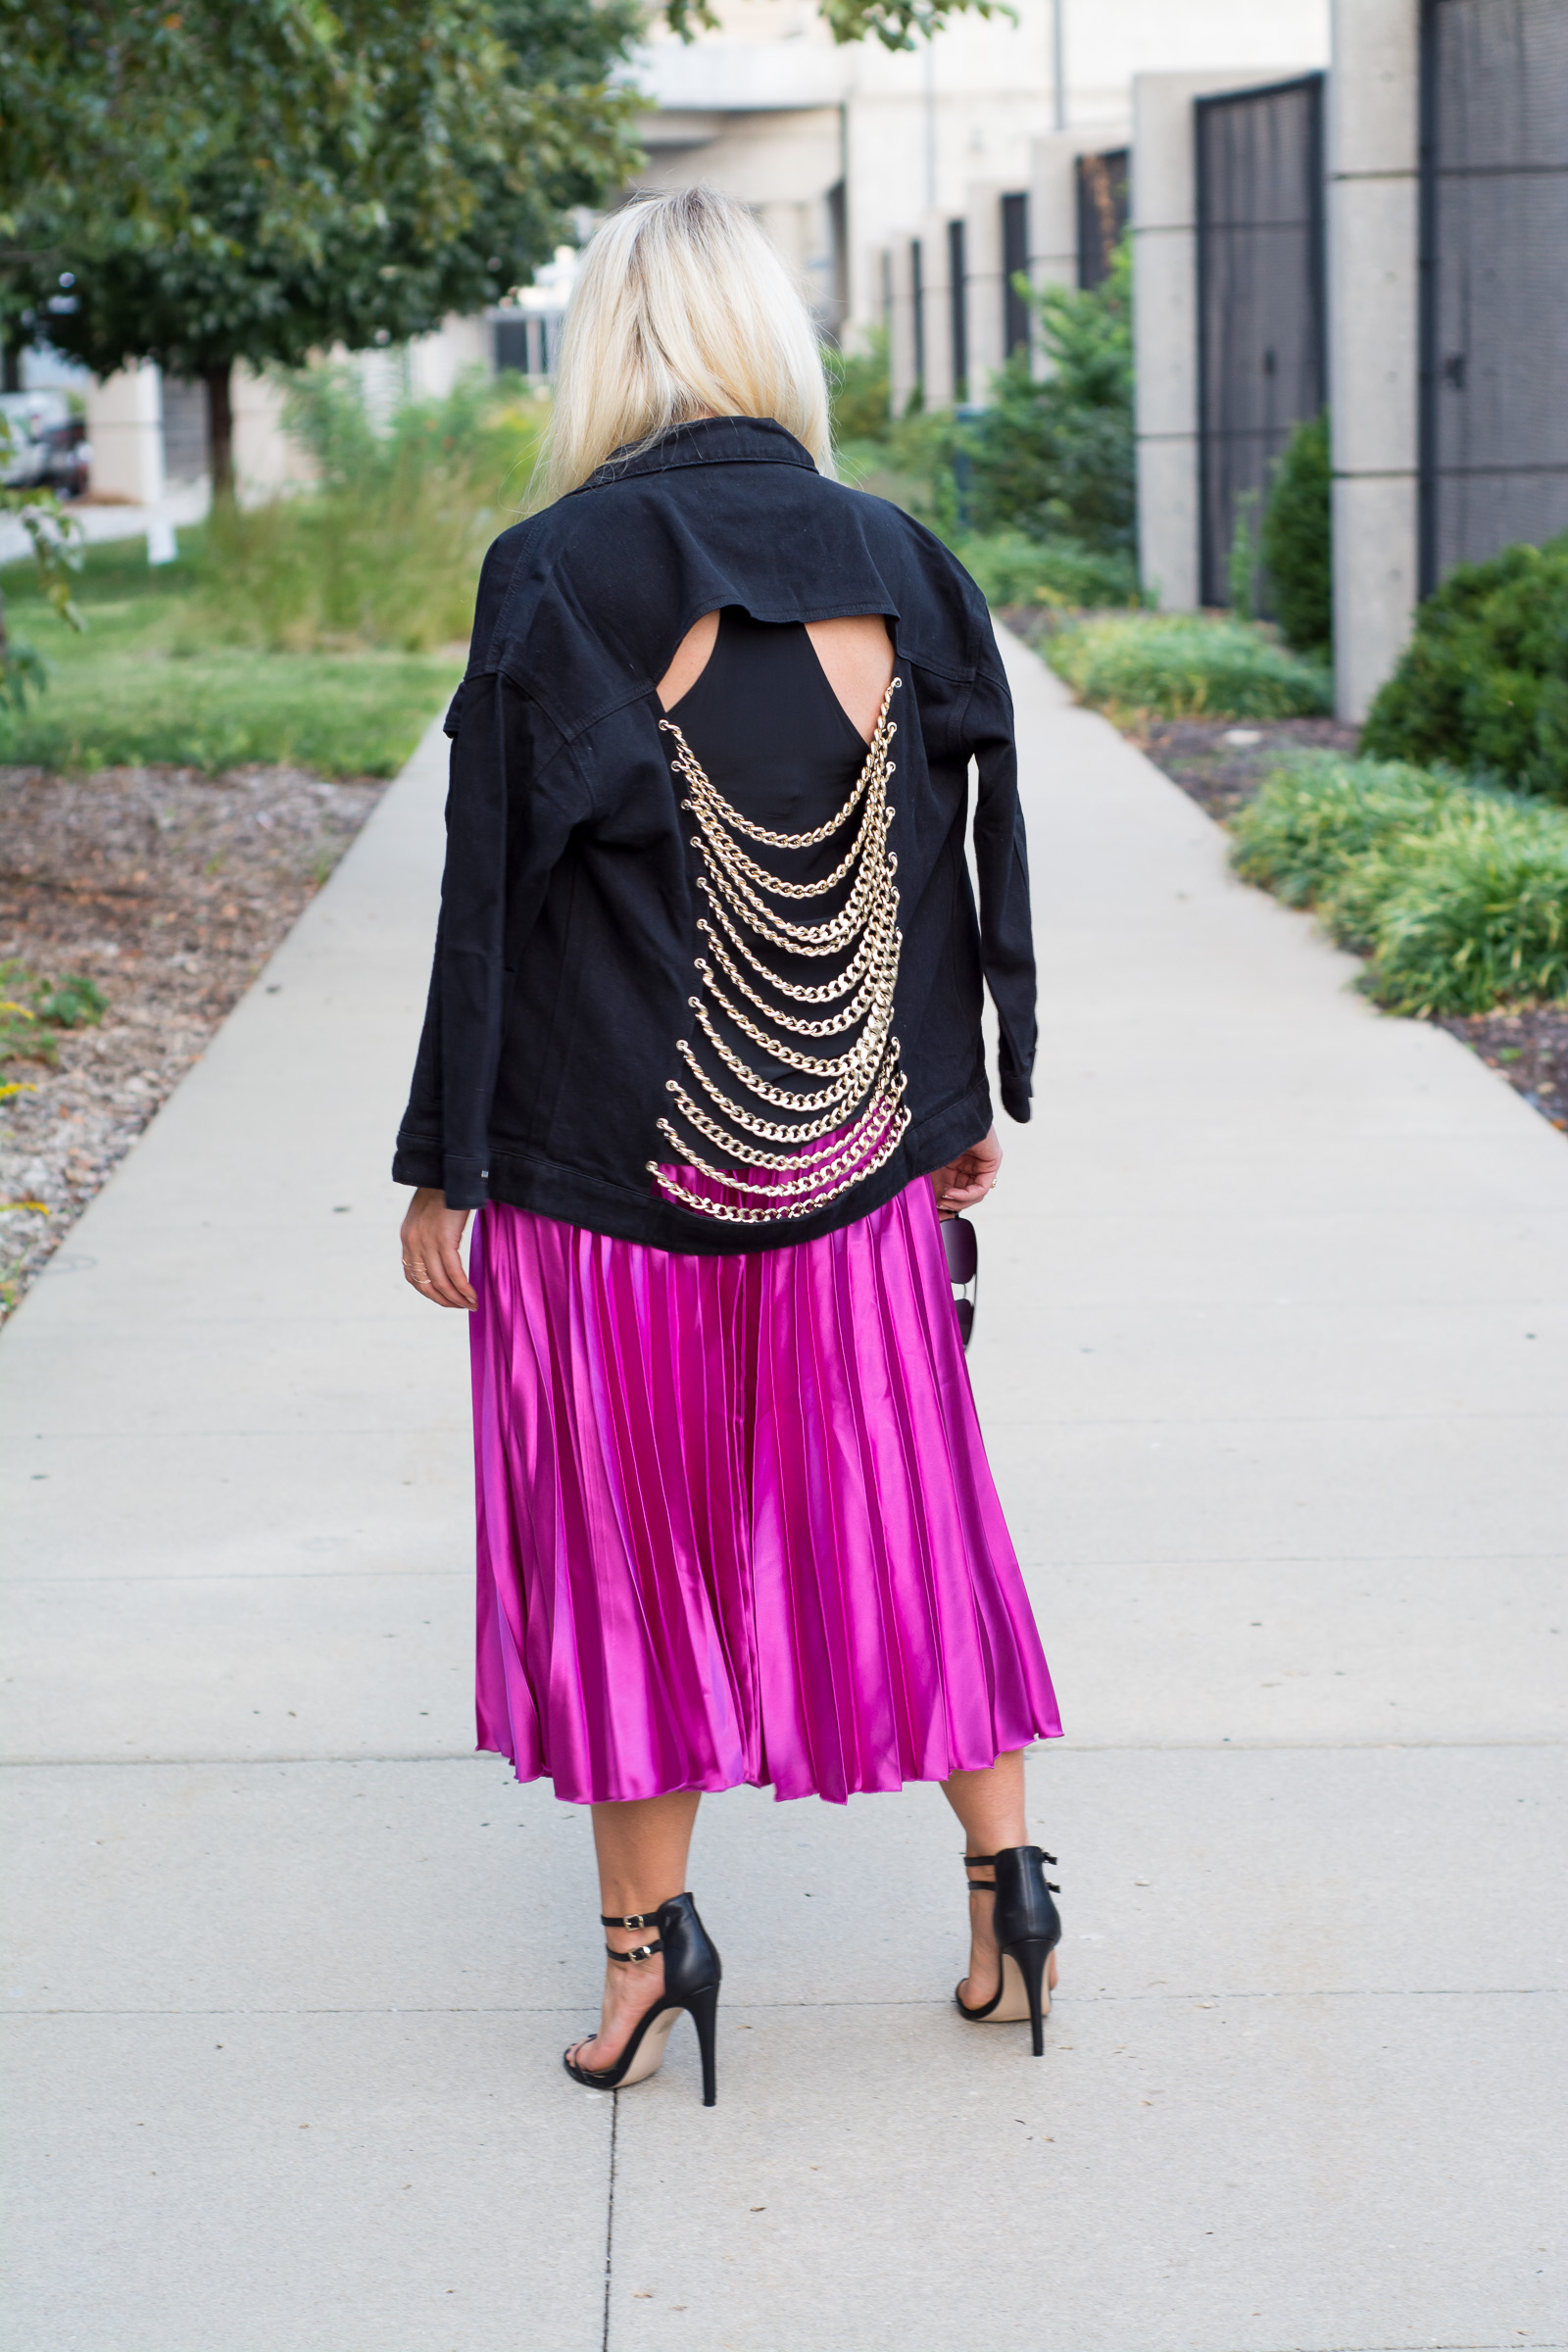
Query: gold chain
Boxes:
[{"xmin": 651, "ymin": 678, "xmax": 909, "ymax": 1223}]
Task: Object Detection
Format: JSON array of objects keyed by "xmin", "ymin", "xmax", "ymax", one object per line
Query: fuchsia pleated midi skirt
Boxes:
[{"xmin": 469, "ymin": 1174, "xmax": 1060, "ymax": 1805}]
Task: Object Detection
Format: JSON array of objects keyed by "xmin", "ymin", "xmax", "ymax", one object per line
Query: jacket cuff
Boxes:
[
  {"xmin": 1000, "ymin": 1072, "xmax": 1033, "ymax": 1125},
  {"xmin": 438, "ymin": 1153, "xmax": 492, "ymax": 1210},
  {"xmin": 392, "ymin": 1137, "xmax": 445, "ymax": 1190}
]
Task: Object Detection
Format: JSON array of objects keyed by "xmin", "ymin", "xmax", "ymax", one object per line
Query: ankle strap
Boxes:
[
  {"xmin": 601, "ymin": 1911, "xmax": 659, "ymax": 1932},
  {"xmin": 605, "ymin": 1936, "xmax": 663, "ymax": 1964},
  {"xmin": 962, "ymin": 1845, "xmax": 1058, "ymax": 1889}
]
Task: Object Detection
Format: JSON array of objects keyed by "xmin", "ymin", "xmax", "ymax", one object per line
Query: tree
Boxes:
[
  {"xmin": 6, "ymin": 1, "xmax": 644, "ymax": 490},
  {"xmin": 964, "ymin": 238, "xmax": 1136, "ymax": 559},
  {"xmin": 1260, "ymin": 410, "xmax": 1332, "ymax": 655}
]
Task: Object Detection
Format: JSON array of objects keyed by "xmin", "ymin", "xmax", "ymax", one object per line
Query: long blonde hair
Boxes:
[{"xmin": 539, "ymin": 187, "xmax": 834, "ymax": 503}]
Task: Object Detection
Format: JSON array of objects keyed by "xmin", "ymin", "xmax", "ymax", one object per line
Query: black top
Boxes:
[{"xmin": 392, "ymin": 414, "xmax": 1036, "ymax": 1254}]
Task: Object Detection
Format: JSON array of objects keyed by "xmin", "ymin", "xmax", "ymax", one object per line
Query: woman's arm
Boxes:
[
  {"xmin": 400, "ymin": 1188, "xmax": 475, "ymax": 1309},
  {"xmin": 966, "ymin": 658, "xmax": 1037, "ymax": 1125},
  {"xmin": 929, "ymin": 1125, "xmax": 1003, "ymax": 1217}
]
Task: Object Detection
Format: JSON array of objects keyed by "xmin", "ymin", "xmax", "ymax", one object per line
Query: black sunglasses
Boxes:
[{"xmin": 942, "ymin": 1214, "xmax": 978, "ymax": 1349}]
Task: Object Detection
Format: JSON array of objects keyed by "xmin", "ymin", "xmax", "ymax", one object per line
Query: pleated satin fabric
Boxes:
[{"xmin": 469, "ymin": 1176, "xmax": 1061, "ymax": 1805}]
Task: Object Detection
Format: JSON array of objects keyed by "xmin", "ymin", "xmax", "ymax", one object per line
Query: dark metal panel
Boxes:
[
  {"xmin": 948, "ymin": 218, "xmax": 968, "ymax": 399},
  {"xmin": 1419, "ymin": 0, "xmax": 1568, "ymax": 591},
  {"xmin": 911, "ymin": 237, "xmax": 925, "ymax": 396},
  {"xmin": 1076, "ymin": 150, "xmax": 1129, "ymax": 289},
  {"xmin": 1195, "ymin": 74, "xmax": 1326, "ymax": 610},
  {"xmin": 1002, "ymin": 191, "xmax": 1031, "ymax": 358}
]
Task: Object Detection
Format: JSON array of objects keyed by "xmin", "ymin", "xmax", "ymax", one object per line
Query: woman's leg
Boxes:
[
  {"xmin": 568, "ymin": 1789, "xmax": 702, "ymax": 2070},
  {"xmin": 942, "ymin": 1750, "xmax": 1054, "ymax": 2006}
]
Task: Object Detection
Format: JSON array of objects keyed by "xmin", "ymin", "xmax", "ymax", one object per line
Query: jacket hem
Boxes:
[{"xmin": 477, "ymin": 1082, "xmax": 994, "ymax": 1255}]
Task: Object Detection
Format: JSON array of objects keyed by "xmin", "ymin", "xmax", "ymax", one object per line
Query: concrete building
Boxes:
[{"xmin": 630, "ymin": 0, "xmax": 1330, "ymax": 348}]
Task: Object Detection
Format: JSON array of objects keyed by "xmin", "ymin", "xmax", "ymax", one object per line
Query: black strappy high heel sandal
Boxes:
[
  {"xmin": 954, "ymin": 1846, "xmax": 1061, "ymax": 2056},
  {"xmin": 563, "ymin": 1892, "xmax": 721, "ymax": 2106}
]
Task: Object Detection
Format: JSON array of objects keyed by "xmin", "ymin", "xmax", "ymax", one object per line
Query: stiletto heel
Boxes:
[
  {"xmin": 685, "ymin": 1980, "xmax": 719, "ymax": 2109},
  {"xmin": 563, "ymin": 1892, "xmax": 721, "ymax": 2105},
  {"xmin": 955, "ymin": 1845, "xmax": 1061, "ymax": 2055}
]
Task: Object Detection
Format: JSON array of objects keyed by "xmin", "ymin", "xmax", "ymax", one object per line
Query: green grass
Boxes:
[
  {"xmin": 1232, "ymin": 751, "xmax": 1568, "ymax": 1015},
  {"xmin": 1046, "ymin": 612, "xmax": 1332, "ymax": 719},
  {"xmin": 0, "ymin": 533, "xmax": 461, "ymax": 776}
]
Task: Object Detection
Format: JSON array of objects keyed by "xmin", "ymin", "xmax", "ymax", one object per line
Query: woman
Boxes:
[{"xmin": 395, "ymin": 188, "xmax": 1062, "ymax": 2106}]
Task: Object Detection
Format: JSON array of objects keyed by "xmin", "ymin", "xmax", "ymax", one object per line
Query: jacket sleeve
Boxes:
[
  {"xmin": 392, "ymin": 669, "xmax": 587, "ymax": 1205},
  {"xmin": 966, "ymin": 653, "xmax": 1038, "ymax": 1124}
]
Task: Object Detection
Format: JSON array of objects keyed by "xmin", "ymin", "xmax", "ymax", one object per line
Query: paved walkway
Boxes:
[
  {"xmin": 0, "ymin": 479, "xmax": 209, "ymax": 567},
  {"xmin": 3, "ymin": 632, "xmax": 1563, "ymax": 2352}
]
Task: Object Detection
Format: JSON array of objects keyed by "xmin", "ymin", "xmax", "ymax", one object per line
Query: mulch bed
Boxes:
[
  {"xmin": 0, "ymin": 762, "xmax": 385, "ymax": 1320},
  {"xmin": 998, "ymin": 606, "xmax": 1568, "ymax": 1145}
]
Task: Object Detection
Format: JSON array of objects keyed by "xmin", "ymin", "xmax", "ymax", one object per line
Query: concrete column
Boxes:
[
  {"xmin": 1028, "ymin": 122, "xmax": 1131, "ymax": 379},
  {"xmin": 886, "ymin": 235, "xmax": 921, "ymax": 416},
  {"xmin": 1028, "ymin": 129, "xmax": 1087, "ymax": 298},
  {"xmin": 1131, "ymin": 68, "xmax": 1310, "ymax": 610},
  {"xmin": 959, "ymin": 184, "xmax": 1008, "ymax": 403},
  {"xmin": 84, "ymin": 364, "xmax": 165, "ymax": 506},
  {"xmin": 916, "ymin": 209, "xmax": 956, "ymax": 410},
  {"xmin": 1328, "ymin": 0, "xmax": 1420, "ymax": 722}
]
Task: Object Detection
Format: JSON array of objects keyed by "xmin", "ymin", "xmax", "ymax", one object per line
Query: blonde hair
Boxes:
[{"xmin": 539, "ymin": 187, "xmax": 834, "ymax": 503}]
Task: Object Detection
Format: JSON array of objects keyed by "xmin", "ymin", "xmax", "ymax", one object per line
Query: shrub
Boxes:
[
  {"xmin": 964, "ymin": 238, "xmax": 1135, "ymax": 559},
  {"xmin": 180, "ymin": 366, "xmax": 546, "ymax": 655},
  {"xmin": 953, "ymin": 529, "xmax": 1141, "ymax": 611},
  {"xmin": 827, "ymin": 327, "xmax": 893, "ymax": 446},
  {"xmin": 1354, "ymin": 812, "xmax": 1568, "ymax": 1014},
  {"xmin": 1047, "ymin": 613, "xmax": 1331, "ymax": 718},
  {"xmin": 1231, "ymin": 752, "xmax": 1568, "ymax": 1015},
  {"xmin": 1260, "ymin": 412, "xmax": 1332, "ymax": 655},
  {"xmin": 1230, "ymin": 752, "xmax": 1463, "ymax": 906},
  {"xmin": 1361, "ymin": 534, "xmax": 1568, "ymax": 801}
]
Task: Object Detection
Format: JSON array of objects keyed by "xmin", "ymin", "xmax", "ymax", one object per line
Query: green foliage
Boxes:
[
  {"xmin": 1229, "ymin": 753, "xmax": 1460, "ymax": 906},
  {"xmin": 950, "ymin": 530, "xmax": 1140, "ymax": 612},
  {"xmin": 0, "ymin": 537, "xmax": 460, "ymax": 776},
  {"xmin": 5, "ymin": 1, "xmax": 643, "ymax": 482},
  {"xmin": 1047, "ymin": 614, "xmax": 1331, "ymax": 719},
  {"xmin": 1362, "ymin": 535, "xmax": 1568, "ymax": 802},
  {"xmin": 1226, "ymin": 490, "xmax": 1261, "ymax": 623},
  {"xmin": 827, "ymin": 328, "xmax": 893, "ymax": 446},
  {"xmin": 813, "ymin": 0, "xmax": 1012, "ymax": 48},
  {"xmin": 1260, "ymin": 411, "xmax": 1332, "ymax": 655},
  {"xmin": 0, "ymin": 958, "xmax": 105, "ymax": 1068},
  {"xmin": 0, "ymin": 412, "xmax": 84, "ymax": 710},
  {"xmin": 182, "ymin": 368, "xmax": 544, "ymax": 654},
  {"xmin": 1231, "ymin": 752, "xmax": 1568, "ymax": 1015},
  {"xmin": 965, "ymin": 239, "xmax": 1135, "ymax": 559}
]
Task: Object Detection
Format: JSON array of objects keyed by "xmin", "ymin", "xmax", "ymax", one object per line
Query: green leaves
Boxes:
[
  {"xmin": 1047, "ymin": 614, "xmax": 1331, "ymax": 720},
  {"xmin": 3, "ymin": 1, "xmax": 645, "ymax": 395},
  {"xmin": 0, "ymin": 959, "xmax": 105, "ymax": 1067},
  {"xmin": 1259, "ymin": 411, "xmax": 1332, "ymax": 656},
  {"xmin": 1362, "ymin": 534, "xmax": 1568, "ymax": 802},
  {"xmin": 815, "ymin": 0, "xmax": 1013, "ymax": 51},
  {"xmin": 0, "ymin": 413, "xmax": 84, "ymax": 711},
  {"xmin": 1230, "ymin": 752, "xmax": 1568, "ymax": 1016},
  {"xmin": 963, "ymin": 238, "xmax": 1135, "ymax": 558}
]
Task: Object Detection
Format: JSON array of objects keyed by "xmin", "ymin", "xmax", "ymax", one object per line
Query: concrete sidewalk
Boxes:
[{"xmin": 3, "ymin": 631, "xmax": 1563, "ymax": 2352}]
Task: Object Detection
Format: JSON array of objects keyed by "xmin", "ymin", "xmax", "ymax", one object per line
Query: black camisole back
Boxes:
[{"xmin": 663, "ymin": 604, "xmax": 875, "ymax": 824}]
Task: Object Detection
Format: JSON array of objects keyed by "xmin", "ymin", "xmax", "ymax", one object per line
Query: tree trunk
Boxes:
[{"xmin": 204, "ymin": 362, "xmax": 234, "ymax": 495}]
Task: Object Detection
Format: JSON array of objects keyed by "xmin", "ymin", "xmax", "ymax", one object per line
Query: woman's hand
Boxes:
[
  {"xmin": 929, "ymin": 1126, "xmax": 1003, "ymax": 1219},
  {"xmin": 400, "ymin": 1187, "xmax": 476, "ymax": 1309}
]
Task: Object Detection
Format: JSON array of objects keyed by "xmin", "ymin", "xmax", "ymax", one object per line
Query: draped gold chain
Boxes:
[{"xmin": 647, "ymin": 678, "xmax": 910, "ymax": 1225}]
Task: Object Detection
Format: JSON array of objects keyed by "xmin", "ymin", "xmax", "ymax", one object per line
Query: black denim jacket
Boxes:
[{"xmin": 392, "ymin": 416, "xmax": 1036, "ymax": 1253}]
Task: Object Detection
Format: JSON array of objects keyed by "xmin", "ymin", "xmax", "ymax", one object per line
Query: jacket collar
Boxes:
[{"xmin": 579, "ymin": 415, "xmax": 818, "ymax": 492}]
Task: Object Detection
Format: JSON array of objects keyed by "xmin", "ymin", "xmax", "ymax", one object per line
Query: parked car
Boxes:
[{"xmin": 0, "ymin": 389, "xmax": 90, "ymax": 498}]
